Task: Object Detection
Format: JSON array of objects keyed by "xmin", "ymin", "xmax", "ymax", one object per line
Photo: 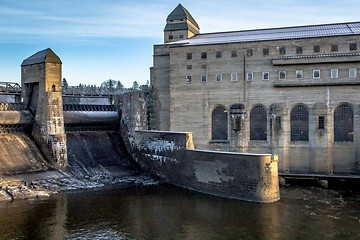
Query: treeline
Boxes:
[{"xmin": 62, "ymin": 78, "xmax": 148, "ymax": 90}]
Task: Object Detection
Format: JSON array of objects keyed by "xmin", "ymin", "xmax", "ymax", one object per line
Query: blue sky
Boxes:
[{"xmin": 1, "ymin": 0, "xmax": 360, "ymax": 87}]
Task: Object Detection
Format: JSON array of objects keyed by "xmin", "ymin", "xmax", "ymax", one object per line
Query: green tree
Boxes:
[
  {"xmin": 116, "ymin": 80, "xmax": 124, "ymax": 90},
  {"xmin": 62, "ymin": 78, "xmax": 68, "ymax": 88},
  {"xmin": 132, "ymin": 81, "xmax": 139, "ymax": 90}
]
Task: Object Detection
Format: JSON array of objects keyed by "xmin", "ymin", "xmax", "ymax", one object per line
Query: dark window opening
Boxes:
[
  {"xmin": 169, "ymin": 35, "xmax": 173, "ymax": 40},
  {"xmin": 179, "ymin": 34, "xmax": 184, "ymax": 39},
  {"xmin": 291, "ymin": 105, "xmax": 309, "ymax": 141},
  {"xmin": 186, "ymin": 53, "xmax": 192, "ymax": 59},
  {"xmin": 201, "ymin": 64, "xmax": 206, "ymax": 69},
  {"xmin": 247, "ymin": 49, "xmax": 253, "ymax": 56},
  {"xmin": 250, "ymin": 105, "xmax": 267, "ymax": 140},
  {"xmin": 216, "ymin": 51, "xmax": 222, "ymax": 58},
  {"xmin": 52, "ymin": 84, "xmax": 56, "ymax": 92},
  {"xmin": 331, "ymin": 44, "xmax": 338, "ymax": 52},
  {"xmin": 279, "ymin": 47, "xmax": 286, "ymax": 55},
  {"xmin": 350, "ymin": 43, "xmax": 357, "ymax": 51},
  {"xmin": 275, "ymin": 116, "xmax": 282, "ymax": 131},
  {"xmin": 233, "ymin": 117, "xmax": 241, "ymax": 131},
  {"xmin": 212, "ymin": 106, "xmax": 228, "ymax": 140},
  {"xmin": 314, "ymin": 45, "xmax": 320, "ymax": 53},
  {"xmin": 296, "ymin": 46, "xmax": 303, "ymax": 54},
  {"xmin": 186, "ymin": 65, "xmax": 192, "ymax": 70},
  {"xmin": 263, "ymin": 48, "xmax": 269, "ymax": 55},
  {"xmin": 318, "ymin": 116, "xmax": 325, "ymax": 129},
  {"xmin": 201, "ymin": 52, "xmax": 207, "ymax": 59},
  {"xmin": 231, "ymin": 50, "xmax": 237, "ymax": 57},
  {"xmin": 334, "ymin": 104, "xmax": 353, "ymax": 142}
]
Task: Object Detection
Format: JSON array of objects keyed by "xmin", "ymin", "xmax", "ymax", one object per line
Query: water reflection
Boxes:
[{"xmin": 0, "ymin": 185, "xmax": 359, "ymax": 240}]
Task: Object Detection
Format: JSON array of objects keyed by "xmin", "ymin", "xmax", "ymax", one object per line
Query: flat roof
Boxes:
[{"xmin": 167, "ymin": 22, "xmax": 360, "ymax": 46}]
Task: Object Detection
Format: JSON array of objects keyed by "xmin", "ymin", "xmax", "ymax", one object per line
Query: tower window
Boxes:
[
  {"xmin": 331, "ymin": 44, "xmax": 338, "ymax": 52},
  {"xmin": 296, "ymin": 70, "xmax": 303, "ymax": 80},
  {"xmin": 262, "ymin": 72, "xmax": 269, "ymax": 81},
  {"xmin": 263, "ymin": 48, "xmax": 269, "ymax": 55},
  {"xmin": 313, "ymin": 70, "xmax": 321, "ymax": 79},
  {"xmin": 296, "ymin": 46, "xmax": 303, "ymax": 54},
  {"xmin": 186, "ymin": 75, "xmax": 192, "ymax": 83},
  {"xmin": 231, "ymin": 50, "xmax": 237, "ymax": 57},
  {"xmin": 314, "ymin": 45, "xmax": 320, "ymax": 53},
  {"xmin": 216, "ymin": 51, "xmax": 222, "ymax": 58},
  {"xmin": 187, "ymin": 53, "xmax": 192, "ymax": 59},
  {"xmin": 318, "ymin": 116, "xmax": 325, "ymax": 129},
  {"xmin": 201, "ymin": 52, "xmax": 207, "ymax": 59},
  {"xmin": 247, "ymin": 49, "xmax": 253, "ymax": 56},
  {"xmin": 169, "ymin": 35, "xmax": 173, "ymax": 40},
  {"xmin": 279, "ymin": 47, "xmax": 286, "ymax": 55},
  {"xmin": 350, "ymin": 43, "xmax": 357, "ymax": 51},
  {"xmin": 331, "ymin": 69, "xmax": 338, "ymax": 78},
  {"xmin": 279, "ymin": 71, "xmax": 286, "ymax": 80}
]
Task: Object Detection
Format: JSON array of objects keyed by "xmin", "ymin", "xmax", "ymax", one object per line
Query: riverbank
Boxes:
[{"xmin": 0, "ymin": 169, "xmax": 158, "ymax": 201}]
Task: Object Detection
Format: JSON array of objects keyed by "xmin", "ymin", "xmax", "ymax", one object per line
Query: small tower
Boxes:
[
  {"xmin": 164, "ymin": 4, "xmax": 200, "ymax": 43},
  {"xmin": 21, "ymin": 48, "xmax": 68, "ymax": 168}
]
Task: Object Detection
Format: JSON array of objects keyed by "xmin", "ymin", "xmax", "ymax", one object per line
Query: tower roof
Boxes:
[
  {"xmin": 21, "ymin": 48, "xmax": 62, "ymax": 66},
  {"xmin": 166, "ymin": 4, "xmax": 199, "ymax": 29}
]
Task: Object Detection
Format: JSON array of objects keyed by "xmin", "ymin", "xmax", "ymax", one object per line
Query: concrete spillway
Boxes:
[{"xmin": 0, "ymin": 134, "xmax": 49, "ymax": 175}]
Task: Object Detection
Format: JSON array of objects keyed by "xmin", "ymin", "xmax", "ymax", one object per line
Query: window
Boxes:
[
  {"xmin": 318, "ymin": 116, "xmax": 325, "ymax": 130},
  {"xmin": 290, "ymin": 105, "xmax": 309, "ymax": 141},
  {"xmin": 186, "ymin": 65, "xmax": 192, "ymax": 70},
  {"xmin": 313, "ymin": 70, "xmax": 320, "ymax": 79},
  {"xmin": 233, "ymin": 117, "xmax": 241, "ymax": 131},
  {"xmin": 231, "ymin": 50, "xmax": 237, "ymax": 57},
  {"xmin": 216, "ymin": 74, "xmax": 222, "ymax": 82},
  {"xmin": 349, "ymin": 68, "xmax": 357, "ymax": 78},
  {"xmin": 296, "ymin": 70, "xmax": 303, "ymax": 80},
  {"xmin": 201, "ymin": 64, "xmax": 207, "ymax": 69},
  {"xmin": 350, "ymin": 43, "xmax": 357, "ymax": 51},
  {"xmin": 216, "ymin": 51, "xmax": 222, "ymax": 58},
  {"xmin": 212, "ymin": 106, "xmax": 228, "ymax": 140},
  {"xmin": 186, "ymin": 75, "xmax": 192, "ymax": 83},
  {"xmin": 314, "ymin": 45, "xmax": 320, "ymax": 53},
  {"xmin": 331, "ymin": 69, "xmax": 338, "ymax": 78},
  {"xmin": 246, "ymin": 72, "xmax": 253, "ymax": 81},
  {"xmin": 201, "ymin": 52, "xmax": 207, "ymax": 59},
  {"xmin": 279, "ymin": 47, "xmax": 286, "ymax": 55},
  {"xmin": 250, "ymin": 105, "xmax": 267, "ymax": 140},
  {"xmin": 263, "ymin": 48, "xmax": 269, "ymax": 55},
  {"xmin": 296, "ymin": 46, "xmax": 303, "ymax": 54},
  {"xmin": 187, "ymin": 53, "xmax": 192, "ymax": 59},
  {"xmin": 262, "ymin": 72, "xmax": 269, "ymax": 81},
  {"xmin": 231, "ymin": 73, "xmax": 238, "ymax": 81},
  {"xmin": 247, "ymin": 49, "xmax": 253, "ymax": 56},
  {"xmin": 334, "ymin": 104, "xmax": 353, "ymax": 142},
  {"xmin": 169, "ymin": 35, "xmax": 173, "ymax": 40},
  {"xmin": 201, "ymin": 74, "xmax": 207, "ymax": 82},
  {"xmin": 331, "ymin": 44, "xmax": 338, "ymax": 52},
  {"xmin": 279, "ymin": 71, "xmax": 286, "ymax": 80},
  {"xmin": 179, "ymin": 34, "xmax": 184, "ymax": 39}
]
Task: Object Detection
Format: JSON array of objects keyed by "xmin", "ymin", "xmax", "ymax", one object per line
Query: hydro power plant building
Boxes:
[{"xmin": 151, "ymin": 4, "xmax": 360, "ymax": 177}]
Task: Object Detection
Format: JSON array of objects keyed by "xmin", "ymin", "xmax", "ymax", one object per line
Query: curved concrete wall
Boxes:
[
  {"xmin": 63, "ymin": 111, "xmax": 119, "ymax": 125},
  {"xmin": 0, "ymin": 111, "xmax": 32, "ymax": 125}
]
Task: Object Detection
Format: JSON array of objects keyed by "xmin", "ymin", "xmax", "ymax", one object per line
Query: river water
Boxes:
[{"xmin": 0, "ymin": 184, "xmax": 359, "ymax": 240}]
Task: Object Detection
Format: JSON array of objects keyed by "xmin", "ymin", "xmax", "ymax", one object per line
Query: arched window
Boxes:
[
  {"xmin": 250, "ymin": 105, "xmax": 267, "ymax": 140},
  {"xmin": 334, "ymin": 104, "xmax": 353, "ymax": 142},
  {"xmin": 290, "ymin": 105, "xmax": 309, "ymax": 141},
  {"xmin": 212, "ymin": 106, "xmax": 228, "ymax": 140},
  {"xmin": 52, "ymin": 84, "xmax": 56, "ymax": 92}
]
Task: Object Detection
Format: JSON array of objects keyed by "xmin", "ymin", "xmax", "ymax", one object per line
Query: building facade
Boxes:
[{"xmin": 152, "ymin": 4, "xmax": 360, "ymax": 176}]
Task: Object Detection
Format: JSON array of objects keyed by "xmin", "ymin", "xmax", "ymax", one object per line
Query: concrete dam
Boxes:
[{"xmin": 0, "ymin": 48, "xmax": 280, "ymax": 203}]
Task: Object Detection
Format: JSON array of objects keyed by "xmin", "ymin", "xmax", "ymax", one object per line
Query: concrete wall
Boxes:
[
  {"xmin": 132, "ymin": 130, "xmax": 280, "ymax": 203},
  {"xmin": 153, "ymin": 34, "xmax": 360, "ymax": 177}
]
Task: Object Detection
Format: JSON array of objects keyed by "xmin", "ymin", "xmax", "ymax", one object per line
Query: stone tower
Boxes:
[
  {"xmin": 164, "ymin": 4, "xmax": 200, "ymax": 43},
  {"xmin": 21, "ymin": 48, "xmax": 68, "ymax": 167}
]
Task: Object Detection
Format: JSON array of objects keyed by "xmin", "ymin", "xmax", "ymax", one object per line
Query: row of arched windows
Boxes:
[{"xmin": 212, "ymin": 104, "xmax": 354, "ymax": 142}]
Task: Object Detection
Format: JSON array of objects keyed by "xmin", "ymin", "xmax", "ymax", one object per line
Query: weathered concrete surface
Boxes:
[
  {"xmin": 0, "ymin": 134, "xmax": 49, "ymax": 175},
  {"xmin": 131, "ymin": 130, "xmax": 280, "ymax": 203},
  {"xmin": 66, "ymin": 131, "xmax": 140, "ymax": 179}
]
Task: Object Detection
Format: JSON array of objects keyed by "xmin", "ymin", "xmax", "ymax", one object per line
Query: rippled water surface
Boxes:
[{"xmin": 0, "ymin": 184, "xmax": 359, "ymax": 240}]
